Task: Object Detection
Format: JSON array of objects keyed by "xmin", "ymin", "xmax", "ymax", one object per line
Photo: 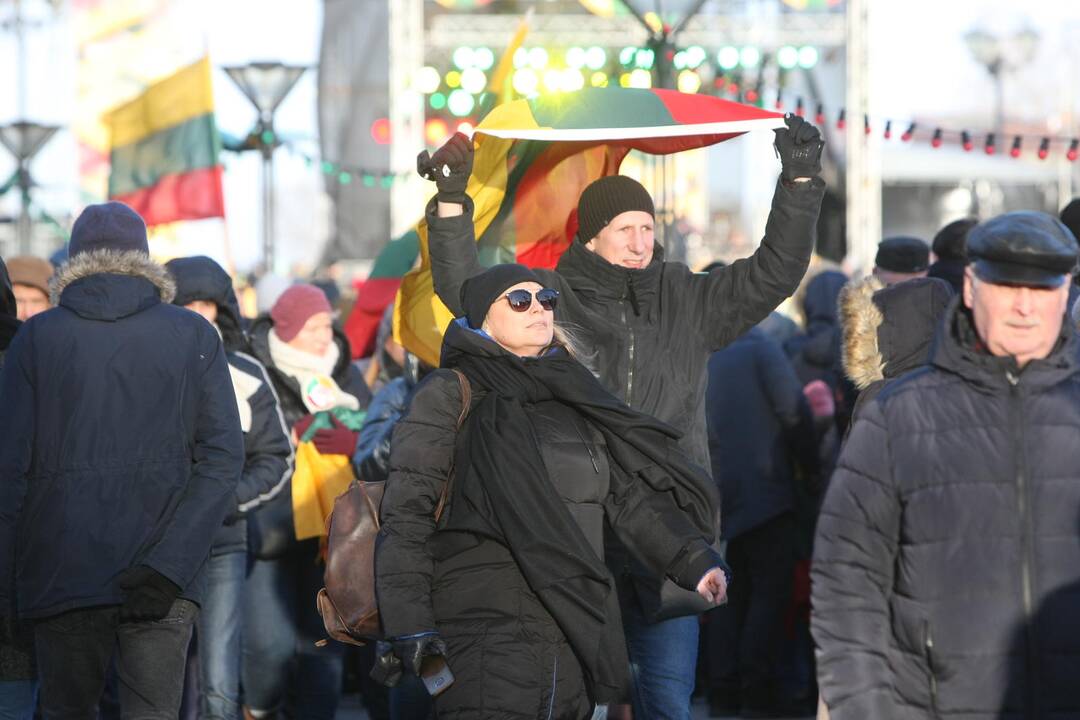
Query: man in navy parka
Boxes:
[{"xmin": 0, "ymin": 202, "xmax": 244, "ymax": 714}]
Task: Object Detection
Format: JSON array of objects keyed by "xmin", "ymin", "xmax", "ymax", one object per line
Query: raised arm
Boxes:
[
  {"xmin": 418, "ymin": 133, "xmax": 483, "ymax": 315},
  {"xmin": 689, "ymin": 116, "xmax": 827, "ymax": 351}
]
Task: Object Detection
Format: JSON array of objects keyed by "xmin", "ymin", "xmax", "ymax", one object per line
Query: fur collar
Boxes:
[
  {"xmin": 51, "ymin": 249, "xmax": 176, "ymax": 305},
  {"xmin": 839, "ymin": 275, "xmax": 885, "ymax": 390}
]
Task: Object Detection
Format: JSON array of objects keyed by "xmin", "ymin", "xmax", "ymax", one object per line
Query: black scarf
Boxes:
[{"xmin": 439, "ymin": 321, "xmax": 717, "ymax": 701}]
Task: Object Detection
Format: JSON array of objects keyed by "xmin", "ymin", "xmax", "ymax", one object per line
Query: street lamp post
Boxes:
[
  {"xmin": 964, "ymin": 26, "xmax": 1039, "ymax": 131},
  {"xmin": 0, "ymin": 120, "xmax": 58, "ymax": 255},
  {"xmin": 224, "ymin": 62, "xmax": 308, "ymax": 272}
]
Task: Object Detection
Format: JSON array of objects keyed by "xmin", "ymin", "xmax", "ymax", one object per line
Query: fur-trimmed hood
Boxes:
[
  {"xmin": 840, "ymin": 275, "xmax": 953, "ymax": 390},
  {"xmin": 839, "ymin": 275, "xmax": 886, "ymax": 389},
  {"xmin": 51, "ymin": 249, "xmax": 176, "ymax": 321}
]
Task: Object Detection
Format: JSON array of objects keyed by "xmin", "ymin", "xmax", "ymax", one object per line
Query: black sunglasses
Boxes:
[{"xmin": 504, "ymin": 288, "xmax": 559, "ymax": 312}]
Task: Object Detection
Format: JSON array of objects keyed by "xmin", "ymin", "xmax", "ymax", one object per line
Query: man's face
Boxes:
[
  {"xmin": 584, "ymin": 210, "xmax": 655, "ymax": 269},
  {"xmin": 13, "ymin": 283, "xmax": 49, "ymax": 321},
  {"xmin": 963, "ymin": 268, "xmax": 1071, "ymax": 368}
]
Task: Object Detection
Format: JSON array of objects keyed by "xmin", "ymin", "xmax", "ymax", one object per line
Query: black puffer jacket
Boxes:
[
  {"xmin": 812, "ymin": 300, "xmax": 1080, "ymax": 719},
  {"xmin": 376, "ymin": 323, "xmax": 722, "ymax": 717},
  {"xmin": 839, "ymin": 275, "xmax": 953, "ymax": 427},
  {"xmin": 427, "ymin": 178, "xmax": 825, "ymax": 473}
]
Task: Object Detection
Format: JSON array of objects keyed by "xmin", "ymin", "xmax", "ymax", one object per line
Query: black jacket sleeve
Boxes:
[
  {"xmin": 374, "ymin": 370, "xmax": 463, "ymax": 638},
  {"xmin": 235, "ymin": 364, "xmax": 294, "ymax": 514},
  {"xmin": 603, "ymin": 466, "xmax": 728, "ymax": 592},
  {"xmin": 145, "ymin": 331, "xmax": 245, "ymax": 591},
  {"xmin": 811, "ymin": 399, "xmax": 900, "ymax": 719},
  {"xmin": 425, "ymin": 196, "xmax": 485, "ymax": 316},
  {"xmin": 688, "ymin": 178, "xmax": 825, "ymax": 351}
]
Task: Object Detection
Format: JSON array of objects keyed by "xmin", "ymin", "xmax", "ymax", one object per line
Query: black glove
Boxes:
[
  {"xmin": 393, "ymin": 632, "xmax": 448, "ymax": 676},
  {"xmin": 370, "ymin": 632, "xmax": 448, "ymax": 688},
  {"xmin": 370, "ymin": 640, "xmax": 404, "ymax": 687},
  {"xmin": 416, "ymin": 132, "xmax": 473, "ymax": 204},
  {"xmin": 117, "ymin": 565, "xmax": 181, "ymax": 622},
  {"xmin": 773, "ymin": 114, "xmax": 824, "ymax": 183}
]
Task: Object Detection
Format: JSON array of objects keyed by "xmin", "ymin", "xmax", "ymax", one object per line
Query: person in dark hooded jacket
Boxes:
[
  {"xmin": 813, "ymin": 211, "xmax": 1080, "ymax": 719},
  {"xmin": 242, "ymin": 284, "xmax": 370, "ymax": 719},
  {"xmin": 839, "ymin": 275, "xmax": 953, "ymax": 428},
  {"xmin": 785, "ymin": 270, "xmax": 853, "ymax": 434},
  {"xmin": 0, "ymin": 203, "xmax": 244, "ymax": 715},
  {"xmin": 374, "ymin": 264, "xmax": 729, "ymax": 719},
  {"xmin": 419, "ymin": 118, "xmax": 825, "ymax": 718},
  {"xmin": 166, "ymin": 256, "xmax": 294, "ymax": 720}
]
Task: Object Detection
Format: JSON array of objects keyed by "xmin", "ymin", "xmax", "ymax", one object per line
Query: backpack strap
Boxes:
[{"xmin": 433, "ymin": 369, "xmax": 471, "ymax": 522}]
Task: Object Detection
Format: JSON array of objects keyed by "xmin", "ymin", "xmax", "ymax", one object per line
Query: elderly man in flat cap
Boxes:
[
  {"xmin": 812, "ymin": 211, "xmax": 1080, "ymax": 719},
  {"xmin": 873, "ymin": 235, "xmax": 930, "ymax": 286}
]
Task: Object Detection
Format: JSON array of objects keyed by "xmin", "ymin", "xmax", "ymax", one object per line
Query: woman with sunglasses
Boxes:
[{"xmin": 375, "ymin": 264, "xmax": 730, "ymax": 719}]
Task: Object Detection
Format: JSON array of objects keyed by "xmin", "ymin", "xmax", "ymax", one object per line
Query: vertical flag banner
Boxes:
[
  {"xmin": 395, "ymin": 87, "xmax": 786, "ymax": 367},
  {"xmin": 73, "ymin": 0, "xmax": 209, "ymax": 203},
  {"xmin": 104, "ymin": 57, "xmax": 225, "ymax": 226}
]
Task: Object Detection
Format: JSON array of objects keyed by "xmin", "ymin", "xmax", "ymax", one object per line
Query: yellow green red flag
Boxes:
[
  {"xmin": 104, "ymin": 57, "xmax": 225, "ymax": 226},
  {"xmin": 394, "ymin": 87, "xmax": 786, "ymax": 367}
]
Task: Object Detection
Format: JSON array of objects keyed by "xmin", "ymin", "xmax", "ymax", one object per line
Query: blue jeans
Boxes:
[
  {"xmin": 623, "ymin": 607, "xmax": 699, "ymax": 720},
  {"xmin": 242, "ymin": 539, "xmax": 343, "ymax": 719},
  {"xmin": 198, "ymin": 550, "xmax": 246, "ymax": 720},
  {"xmin": 0, "ymin": 682, "xmax": 37, "ymax": 720}
]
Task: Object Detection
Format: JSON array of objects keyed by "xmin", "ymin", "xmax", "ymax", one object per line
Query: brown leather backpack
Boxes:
[{"xmin": 316, "ymin": 370, "xmax": 471, "ymax": 645}]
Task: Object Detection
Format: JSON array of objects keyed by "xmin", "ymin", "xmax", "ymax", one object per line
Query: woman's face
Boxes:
[
  {"xmin": 287, "ymin": 311, "xmax": 334, "ymax": 357},
  {"xmin": 483, "ymin": 281, "xmax": 554, "ymax": 357}
]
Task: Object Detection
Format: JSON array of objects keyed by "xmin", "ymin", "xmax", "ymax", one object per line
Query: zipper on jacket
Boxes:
[
  {"xmin": 620, "ymin": 303, "xmax": 635, "ymax": 403},
  {"xmin": 546, "ymin": 651, "xmax": 558, "ymax": 720},
  {"xmin": 923, "ymin": 620, "xmax": 939, "ymax": 718},
  {"xmin": 573, "ymin": 421, "xmax": 600, "ymax": 473},
  {"xmin": 1007, "ymin": 370, "xmax": 1040, "ymax": 719}
]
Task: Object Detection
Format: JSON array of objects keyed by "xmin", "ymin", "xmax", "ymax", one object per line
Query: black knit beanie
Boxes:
[
  {"xmin": 576, "ymin": 175, "xmax": 655, "ymax": 244},
  {"xmin": 460, "ymin": 264, "xmax": 542, "ymax": 329}
]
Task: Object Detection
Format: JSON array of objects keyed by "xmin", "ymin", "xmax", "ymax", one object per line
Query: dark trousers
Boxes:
[
  {"xmin": 707, "ymin": 512, "xmax": 796, "ymax": 706},
  {"xmin": 34, "ymin": 599, "xmax": 197, "ymax": 720}
]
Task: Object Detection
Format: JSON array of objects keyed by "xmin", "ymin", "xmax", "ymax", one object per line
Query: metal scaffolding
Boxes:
[
  {"xmin": 427, "ymin": 12, "xmax": 845, "ymax": 50},
  {"xmin": 389, "ymin": 0, "xmax": 425, "ymax": 238},
  {"xmin": 844, "ymin": 0, "xmax": 880, "ymax": 274}
]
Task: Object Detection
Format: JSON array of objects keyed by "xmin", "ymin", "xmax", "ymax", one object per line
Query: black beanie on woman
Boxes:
[{"xmin": 460, "ymin": 263, "xmax": 543, "ymax": 329}]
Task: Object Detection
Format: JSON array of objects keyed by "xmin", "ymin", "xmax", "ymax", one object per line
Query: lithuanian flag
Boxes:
[
  {"xmin": 105, "ymin": 57, "xmax": 225, "ymax": 226},
  {"xmin": 395, "ymin": 87, "xmax": 786, "ymax": 366}
]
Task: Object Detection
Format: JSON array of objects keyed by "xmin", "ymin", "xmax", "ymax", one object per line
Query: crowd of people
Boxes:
[{"xmin": 3, "ymin": 114, "xmax": 1080, "ymax": 720}]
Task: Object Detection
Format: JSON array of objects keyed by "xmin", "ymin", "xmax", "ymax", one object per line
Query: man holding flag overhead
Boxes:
[{"xmin": 418, "ymin": 115, "xmax": 824, "ymax": 717}]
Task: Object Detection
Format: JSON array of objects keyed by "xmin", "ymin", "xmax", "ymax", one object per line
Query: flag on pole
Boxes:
[
  {"xmin": 395, "ymin": 87, "xmax": 785, "ymax": 366},
  {"xmin": 105, "ymin": 57, "xmax": 225, "ymax": 226}
]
